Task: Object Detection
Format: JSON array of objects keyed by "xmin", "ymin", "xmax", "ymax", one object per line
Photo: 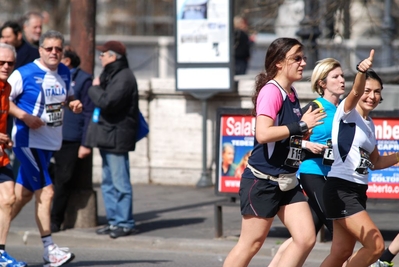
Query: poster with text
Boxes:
[
  {"xmin": 176, "ymin": 0, "xmax": 230, "ymax": 63},
  {"xmin": 218, "ymin": 114, "xmax": 254, "ymax": 194},
  {"xmin": 367, "ymin": 118, "xmax": 399, "ymax": 199}
]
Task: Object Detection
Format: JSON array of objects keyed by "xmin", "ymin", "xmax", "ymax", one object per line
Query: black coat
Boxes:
[{"xmin": 85, "ymin": 59, "xmax": 139, "ymax": 153}]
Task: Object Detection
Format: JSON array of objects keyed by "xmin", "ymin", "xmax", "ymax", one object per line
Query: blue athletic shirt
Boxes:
[
  {"xmin": 8, "ymin": 59, "xmax": 73, "ymax": 150},
  {"xmin": 242, "ymin": 80, "xmax": 303, "ymax": 178},
  {"xmin": 299, "ymin": 97, "xmax": 337, "ymax": 176}
]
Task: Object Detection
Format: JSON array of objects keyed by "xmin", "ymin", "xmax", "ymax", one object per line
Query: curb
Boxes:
[{"xmin": 8, "ymin": 227, "xmax": 336, "ymax": 261}]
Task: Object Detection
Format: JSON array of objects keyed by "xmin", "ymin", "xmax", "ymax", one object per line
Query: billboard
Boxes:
[
  {"xmin": 174, "ymin": 0, "xmax": 234, "ymax": 92},
  {"xmin": 367, "ymin": 115, "xmax": 399, "ymax": 199},
  {"xmin": 215, "ymin": 108, "xmax": 254, "ymax": 196},
  {"xmin": 215, "ymin": 108, "xmax": 399, "ymax": 199}
]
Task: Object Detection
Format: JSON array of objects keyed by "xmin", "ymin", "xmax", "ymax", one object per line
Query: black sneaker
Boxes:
[
  {"xmin": 109, "ymin": 226, "xmax": 136, "ymax": 239},
  {"xmin": 96, "ymin": 224, "xmax": 116, "ymax": 235}
]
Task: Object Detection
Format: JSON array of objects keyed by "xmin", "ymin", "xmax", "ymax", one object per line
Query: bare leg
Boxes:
[
  {"xmin": 223, "ymin": 215, "xmax": 274, "ymax": 267},
  {"xmin": 387, "ymin": 234, "xmax": 399, "ymax": 255},
  {"xmin": 34, "ymin": 184, "xmax": 54, "ymax": 236},
  {"xmin": 268, "ymin": 237, "xmax": 292, "ymax": 267},
  {"xmin": 321, "ymin": 211, "xmax": 384, "ymax": 267},
  {"xmin": 321, "ymin": 220, "xmax": 356, "ymax": 267},
  {"xmin": 345, "ymin": 211, "xmax": 385, "ymax": 267},
  {"xmin": 0, "ymin": 181, "xmax": 16, "ymax": 244},
  {"xmin": 276, "ymin": 201, "xmax": 316, "ymax": 267},
  {"xmin": 11, "ymin": 183, "xmax": 33, "ymax": 220}
]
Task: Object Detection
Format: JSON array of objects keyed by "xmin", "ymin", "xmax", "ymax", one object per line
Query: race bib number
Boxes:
[
  {"xmin": 46, "ymin": 103, "xmax": 63, "ymax": 127},
  {"xmin": 285, "ymin": 135, "xmax": 302, "ymax": 168},
  {"xmin": 322, "ymin": 139, "xmax": 334, "ymax": 166},
  {"xmin": 355, "ymin": 147, "xmax": 374, "ymax": 174}
]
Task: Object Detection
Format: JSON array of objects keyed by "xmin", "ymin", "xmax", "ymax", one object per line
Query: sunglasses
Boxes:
[
  {"xmin": 286, "ymin": 55, "xmax": 307, "ymax": 63},
  {"xmin": 41, "ymin": 46, "xmax": 63, "ymax": 53},
  {"xmin": 0, "ymin": 60, "xmax": 14, "ymax": 67}
]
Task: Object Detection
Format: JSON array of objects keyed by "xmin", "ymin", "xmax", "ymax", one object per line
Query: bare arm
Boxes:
[
  {"xmin": 9, "ymin": 102, "xmax": 44, "ymax": 129},
  {"xmin": 255, "ymin": 107, "xmax": 326, "ymax": 144},
  {"xmin": 369, "ymin": 146, "xmax": 399, "ymax": 170},
  {"xmin": 66, "ymin": 95, "xmax": 83, "ymax": 114},
  {"xmin": 344, "ymin": 49, "xmax": 374, "ymax": 113},
  {"xmin": 0, "ymin": 133, "xmax": 12, "ymax": 148}
]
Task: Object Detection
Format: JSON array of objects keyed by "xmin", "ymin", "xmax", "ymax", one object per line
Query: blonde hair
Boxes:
[{"xmin": 311, "ymin": 58, "xmax": 341, "ymax": 96}]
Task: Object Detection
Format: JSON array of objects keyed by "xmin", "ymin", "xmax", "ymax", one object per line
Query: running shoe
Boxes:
[
  {"xmin": 43, "ymin": 244, "xmax": 75, "ymax": 267},
  {"xmin": 0, "ymin": 251, "xmax": 27, "ymax": 267},
  {"xmin": 370, "ymin": 260, "xmax": 394, "ymax": 267}
]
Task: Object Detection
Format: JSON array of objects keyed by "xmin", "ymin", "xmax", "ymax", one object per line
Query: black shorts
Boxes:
[
  {"xmin": 239, "ymin": 177, "xmax": 306, "ymax": 218},
  {"xmin": 0, "ymin": 164, "xmax": 14, "ymax": 183},
  {"xmin": 323, "ymin": 177, "xmax": 368, "ymax": 219}
]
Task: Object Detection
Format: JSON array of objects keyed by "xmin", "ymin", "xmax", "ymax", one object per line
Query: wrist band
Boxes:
[
  {"xmin": 286, "ymin": 122, "xmax": 302, "ymax": 136},
  {"xmin": 356, "ymin": 63, "xmax": 366, "ymax": 74},
  {"xmin": 395, "ymin": 152, "xmax": 399, "ymax": 163},
  {"xmin": 301, "ymin": 140, "xmax": 308, "ymax": 149}
]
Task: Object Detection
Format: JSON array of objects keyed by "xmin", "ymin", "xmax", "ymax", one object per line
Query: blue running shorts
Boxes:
[{"xmin": 13, "ymin": 147, "xmax": 53, "ymax": 192}]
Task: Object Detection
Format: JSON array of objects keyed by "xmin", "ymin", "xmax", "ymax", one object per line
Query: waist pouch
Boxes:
[{"xmin": 247, "ymin": 163, "xmax": 298, "ymax": 191}]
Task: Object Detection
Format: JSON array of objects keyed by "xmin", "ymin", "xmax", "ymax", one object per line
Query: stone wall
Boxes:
[{"xmin": 91, "ymin": 78, "xmax": 399, "ymax": 186}]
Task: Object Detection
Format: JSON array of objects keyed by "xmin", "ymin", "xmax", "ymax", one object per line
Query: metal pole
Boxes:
[
  {"xmin": 381, "ymin": 0, "xmax": 394, "ymax": 67},
  {"xmin": 296, "ymin": 0, "xmax": 320, "ymax": 69},
  {"xmin": 158, "ymin": 37, "xmax": 169, "ymax": 79},
  {"xmin": 196, "ymin": 98, "xmax": 212, "ymax": 187}
]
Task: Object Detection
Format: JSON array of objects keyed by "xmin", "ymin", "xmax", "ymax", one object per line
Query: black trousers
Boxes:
[
  {"xmin": 51, "ymin": 141, "xmax": 81, "ymax": 228},
  {"xmin": 300, "ymin": 173, "xmax": 334, "ymax": 235}
]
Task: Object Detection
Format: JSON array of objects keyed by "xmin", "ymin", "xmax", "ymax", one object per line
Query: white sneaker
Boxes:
[{"xmin": 43, "ymin": 244, "xmax": 75, "ymax": 267}]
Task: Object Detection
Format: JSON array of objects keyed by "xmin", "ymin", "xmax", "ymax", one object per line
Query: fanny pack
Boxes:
[{"xmin": 247, "ymin": 163, "xmax": 298, "ymax": 191}]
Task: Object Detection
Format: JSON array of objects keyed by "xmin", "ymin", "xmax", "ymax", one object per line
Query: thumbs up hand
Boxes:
[{"xmin": 356, "ymin": 49, "xmax": 374, "ymax": 73}]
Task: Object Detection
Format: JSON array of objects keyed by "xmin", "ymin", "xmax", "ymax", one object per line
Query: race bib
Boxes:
[
  {"xmin": 46, "ymin": 103, "xmax": 63, "ymax": 127},
  {"xmin": 355, "ymin": 147, "xmax": 374, "ymax": 174},
  {"xmin": 285, "ymin": 135, "xmax": 302, "ymax": 168},
  {"xmin": 322, "ymin": 139, "xmax": 334, "ymax": 166}
]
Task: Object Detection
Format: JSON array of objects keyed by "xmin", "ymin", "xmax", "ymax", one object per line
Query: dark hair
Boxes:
[
  {"xmin": 0, "ymin": 21, "xmax": 22, "ymax": 37},
  {"xmin": 366, "ymin": 69, "xmax": 384, "ymax": 103},
  {"xmin": 252, "ymin": 38, "xmax": 303, "ymax": 115},
  {"xmin": 365, "ymin": 69, "xmax": 383, "ymax": 89},
  {"xmin": 63, "ymin": 46, "xmax": 81, "ymax": 68}
]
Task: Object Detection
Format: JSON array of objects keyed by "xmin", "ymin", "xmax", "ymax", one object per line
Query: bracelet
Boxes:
[
  {"xmin": 356, "ymin": 63, "xmax": 366, "ymax": 74},
  {"xmin": 286, "ymin": 122, "xmax": 302, "ymax": 136},
  {"xmin": 301, "ymin": 140, "xmax": 308, "ymax": 149},
  {"xmin": 395, "ymin": 152, "xmax": 399, "ymax": 163}
]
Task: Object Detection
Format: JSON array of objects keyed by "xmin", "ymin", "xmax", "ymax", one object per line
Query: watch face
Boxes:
[{"xmin": 299, "ymin": 121, "xmax": 308, "ymax": 133}]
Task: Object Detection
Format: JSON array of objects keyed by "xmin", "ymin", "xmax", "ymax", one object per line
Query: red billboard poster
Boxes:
[
  {"xmin": 368, "ymin": 117, "xmax": 399, "ymax": 199},
  {"xmin": 216, "ymin": 110, "xmax": 254, "ymax": 195}
]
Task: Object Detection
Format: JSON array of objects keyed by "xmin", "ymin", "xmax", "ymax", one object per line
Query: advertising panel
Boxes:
[
  {"xmin": 367, "ymin": 117, "xmax": 399, "ymax": 199},
  {"xmin": 174, "ymin": 0, "xmax": 234, "ymax": 92},
  {"xmin": 215, "ymin": 108, "xmax": 399, "ymax": 199},
  {"xmin": 176, "ymin": 0, "xmax": 230, "ymax": 63},
  {"xmin": 215, "ymin": 108, "xmax": 254, "ymax": 196}
]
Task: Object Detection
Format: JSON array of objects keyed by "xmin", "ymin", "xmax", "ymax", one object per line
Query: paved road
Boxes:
[{"xmin": 8, "ymin": 184, "xmax": 399, "ymax": 266}]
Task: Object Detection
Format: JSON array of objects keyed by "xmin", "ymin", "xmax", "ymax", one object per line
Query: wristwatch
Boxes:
[{"xmin": 298, "ymin": 121, "xmax": 308, "ymax": 134}]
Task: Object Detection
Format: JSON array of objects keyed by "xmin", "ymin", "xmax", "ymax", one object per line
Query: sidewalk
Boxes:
[{"xmin": 9, "ymin": 183, "xmax": 399, "ymax": 263}]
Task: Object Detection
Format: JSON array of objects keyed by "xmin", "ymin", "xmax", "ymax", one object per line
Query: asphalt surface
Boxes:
[{"xmin": 8, "ymin": 183, "xmax": 399, "ymax": 266}]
